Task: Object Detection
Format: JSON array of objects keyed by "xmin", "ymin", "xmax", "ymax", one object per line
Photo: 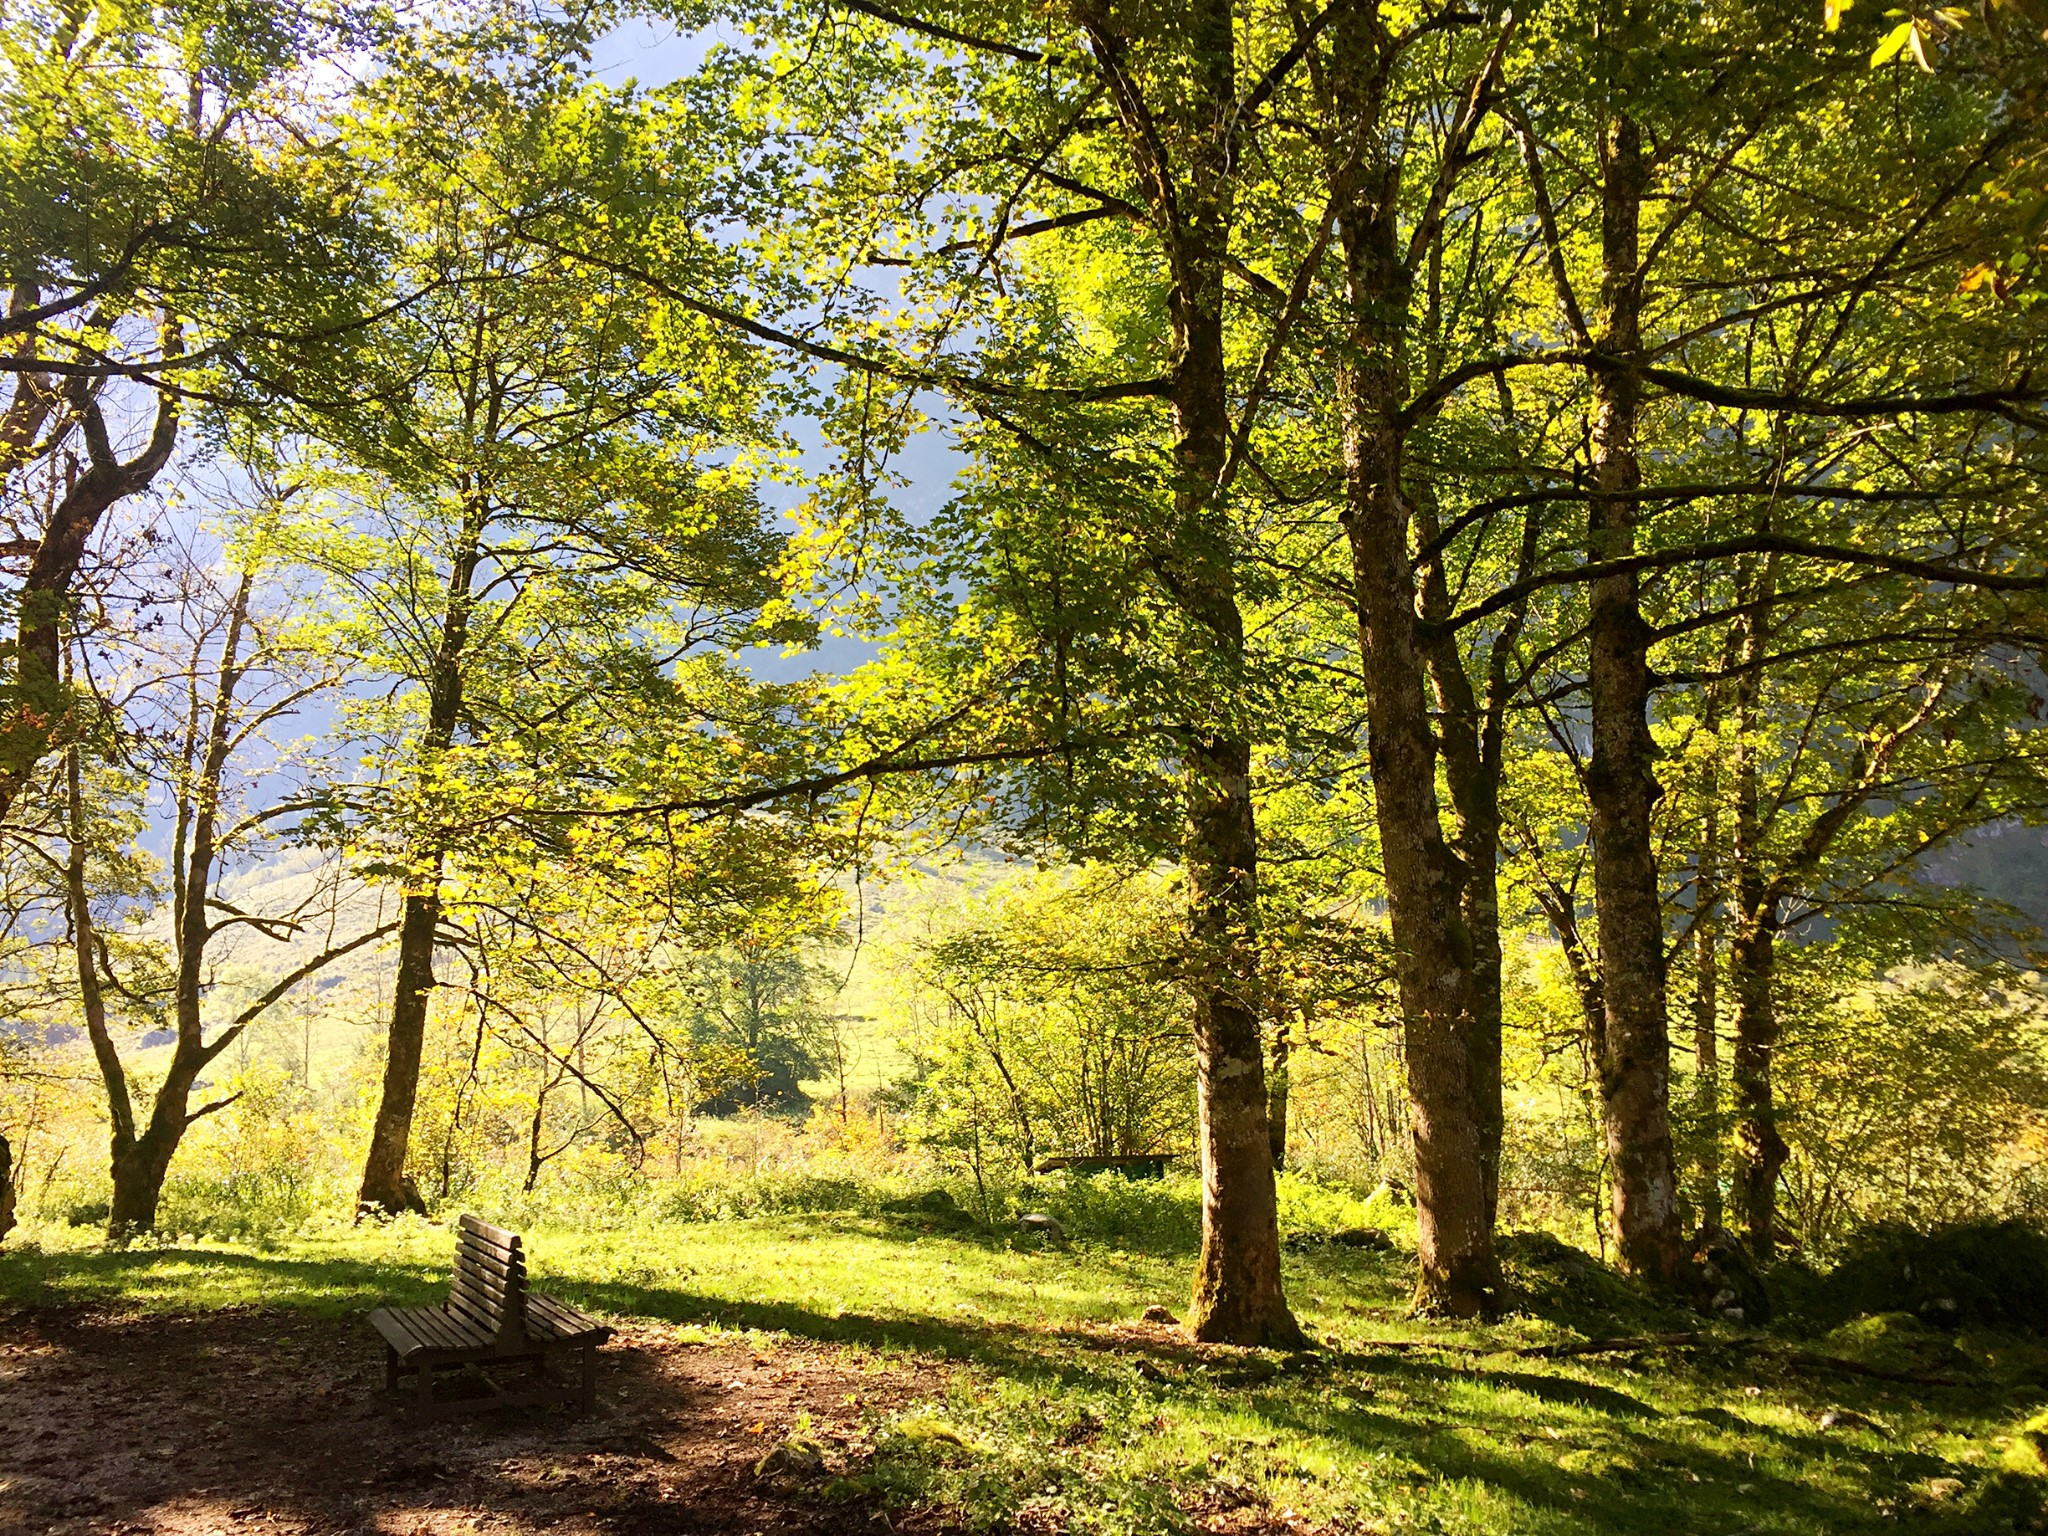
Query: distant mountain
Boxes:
[
  {"xmin": 1927, "ymin": 821, "xmax": 2048, "ymax": 929},
  {"xmin": 0, "ymin": 1020, "xmax": 80, "ymax": 1046}
]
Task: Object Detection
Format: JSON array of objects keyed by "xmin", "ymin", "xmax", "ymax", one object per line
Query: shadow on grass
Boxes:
[
  {"xmin": 0, "ymin": 1236, "xmax": 2010, "ymax": 1536},
  {"xmin": 1247, "ymin": 1365, "xmax": 1932, "ymax": 1536}
]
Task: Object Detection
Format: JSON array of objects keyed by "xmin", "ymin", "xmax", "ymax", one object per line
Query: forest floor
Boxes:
[
  {"xmin": 2, "ymin": 1211, "xmax": 2046, "ymax": 1535},
  {"xmin": 0, "ymin": 1305, "xmax": 933, "ymax": 1536}
]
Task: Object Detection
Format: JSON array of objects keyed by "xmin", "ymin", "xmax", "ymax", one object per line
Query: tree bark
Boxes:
[
  {"xmin": 1722, "ymin": 528, "xmax": 1960, "ymax": 1257},
  {"xmin": 1267, "ymin": 1021, "xmax": 1290, "ymax": 1171},
  {"xmin": 1066, "ymin": 0, "xmax": 1302, "ymax": 1347},
  {"xmin": 1729, "ymin": 898, "xmax": 1785, "ymax": 1257},
  {"xmin": 1583, "ymin": 110, "xmax": 1688, "ymax": 1289},
  {"xmin": 1324, "ymin": 8, "xmax": 1501, "ymax": 1316},
  {"xmin": 976, "ymin": 1016, "xmax": 1038, "ymax": 1175},
  {"xmin": 1340, "ymin": 427, "xmax": 1496, "ymax": 1313},
  {"xmin": 1692, "ymin": 800, "xmax": 1724, "ymax": 1234},
  {"xmin": 1728, "ymin": 569, "xmax": 1785, "ymax": 1256},
  {"xmin": 1416, "ymin": 484, "xmax": 1534, "ymax": 1233},
  {"xmin": 358, "ymin": 494, "xmax": 487, "ymax": 1215},
  {"xmin": 1184, "ymin": 734, "xmax": 1299, "ymax": 1343},
  {"xmin": 524, "ymin": 1061, "xmax": 555, "ymax": 1193},
  {"xmin": 0, "ymin": 362, "xmax": 178, "ymax": 823},
  {"xmin": 0, "ymin": 1131, "xmax": 16, "ymax": 1242},
  {"xmin": 358, "ymin": 882, "xmax": 446, "ymax": 1213},
  {"xmin": 0, "ymin": 286, "xmax": 60, "ymax": 483}
]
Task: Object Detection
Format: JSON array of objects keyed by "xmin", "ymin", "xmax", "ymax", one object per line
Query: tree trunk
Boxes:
[
  {"xmin": 107, "ymin": 1135, "xmax": 183, "ymax": 1233},
  {"xmin": 1184, "ymin": 734, "xmax": 1300, "ymax": 1345},
  {"xmin": 525, "ymin": 1065, "xmax": 552, "ymax": 1192},
  {"xmin": 1338, "ymin": 399, "xmax": 1498, "ymax": 1313},
  {"xmin": 99, "ymin": 574, "xmax": 261, "ymax": 1237},
  {"xmin": 0, "ymin": 365, "xmax": 178, "ymax": 822},
  {"xmin": 68, "ymin": 745, "xmax": 171, "ymax": 1235},
  {"xmin": 1065, "ymin": 0, "xmax": 1300, "ymax": 1347},
  {"xmin": 1416, "ymin": 484, "xmax": 1524, "ymax": 1233},
  {"xmin": 978, "ymin": 1021, "xmax": 1038, "ymax": 1174},
  {"xmin": 0, "ymin": 285, "xmax": 59, "ymax": 483},
  {"xmin": 1584, "ymin": 111, "xmax": 1687, "ymax": 1289},
  {"xmin": 1319, "ymin": 5, "xmax": 1503, "ymax": 1316},
  {"xmin": 0, "ymin": 1131, "xmax": 16, "ymax": 1242},
  {"xmin": 1267, "ymin": 1021, "xmax": 1290, "ymax": 1171},
  {"xmin": 358, "ymin": 495, "xmax": 486, "ymax": 1215},
  {"xmin": 1729, "ymin": 611, "xmax": 1786, "ymax": 1256},
  {"xmin": 1692, "ymin": 770, "xmax": 1725, "ymax": 1233},
  {"xmin": 1340, "ymin": 432, "xmax": 1496, "ymax": 1313},
  {"xmin": 68, "ymin": 747, "xmax": 135, "ymax": 1148},
  {"xmin": 358, "ymin": 882, "xmax": 446, "ymax": 1213},
  {"xmin": 1455, "ymin": 810, "xmax": 1504, "ymax": 1231},
  {"xmin": 1729, "ymin": 907, "xmax": 1785, "ymax": 1256},
  {"xmin": 1331, "ymin": 217, "xmax": 1496, "ymax": 1316}
]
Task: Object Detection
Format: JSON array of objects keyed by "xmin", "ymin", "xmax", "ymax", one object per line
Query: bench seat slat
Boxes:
[
  {"xmin": 373, "ymin": 1305, "xmax": 492, "ymax": 1361},
  {"xmin": 525, "ymin": 1291, "xmax": 609, "ymax": 1343},
  {"xmin": 370, "ymin": 1307, "xmax": 433, "ymax": 1358},
  {"xmin": 387, "ymin": 1306, "xmax": 455, "ymax": 1349},
  {"xmin": 414, "ymin": 1305, "xmax": 491, "ymax": 1351}
]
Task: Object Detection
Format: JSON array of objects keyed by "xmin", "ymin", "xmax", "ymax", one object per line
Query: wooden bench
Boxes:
[{"xmin": 369, "ymin": 1214, "xmax": 612, "ymax": 1421}]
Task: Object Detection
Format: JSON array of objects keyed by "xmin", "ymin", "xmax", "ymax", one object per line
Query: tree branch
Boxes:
[{"xmin": 1433, "ymin": 532, "xmax": 2048, "ymax": 636}]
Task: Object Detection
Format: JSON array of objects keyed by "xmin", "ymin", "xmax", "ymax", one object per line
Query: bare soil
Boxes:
[{"xmin": 0, "ymin": 1305, "xmax": 942, "ymax": 1536}]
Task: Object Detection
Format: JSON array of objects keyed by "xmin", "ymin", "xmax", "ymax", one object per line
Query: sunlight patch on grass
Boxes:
[{"xmin": 0, "ymin": 1213, "xmax": 2036, "ymax": 1534}]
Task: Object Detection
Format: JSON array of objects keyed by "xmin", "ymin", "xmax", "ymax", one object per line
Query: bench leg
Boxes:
[
  {"xmin": 579, "ymin": 1345, "xmax": 596, "ymax": 1415},
  {"xmin": 416, "ymin": 1358, "xmax": 436, "ymax": 1421},
  {"xmin": 384, "ymin": 1344, "xmax": 399, "ymax": 1394}
]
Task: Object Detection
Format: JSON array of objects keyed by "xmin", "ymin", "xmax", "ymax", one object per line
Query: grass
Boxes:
[{"xmin": 4, "ymin": 1198, "xmax": 2046, "ymax": 1535}]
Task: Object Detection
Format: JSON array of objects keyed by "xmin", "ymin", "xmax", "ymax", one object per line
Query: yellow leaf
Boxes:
[
  {"xmin": 1909, "ymin": 19, "xmax": 1937, "ymax": 69},
  {"xmin": 1871, "ymin": 19, "xmax": 1915, "ymax": 64}
]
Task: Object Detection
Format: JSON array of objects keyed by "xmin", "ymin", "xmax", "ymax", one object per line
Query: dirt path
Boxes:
[{"xmin": 0, "ymin": 1305, "xmax": 942, "ymax": 1536}]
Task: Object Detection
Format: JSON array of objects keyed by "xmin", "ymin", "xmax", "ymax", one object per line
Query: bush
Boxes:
[
  {"xmin": 64, "ymin": 1200, "xmax": 110, "ymax": 1228},
  {"xmin": 1019, "ymin": 1171, "xmax": 1203, "ymax": 1252},
  {"xmin": 1808, "ymin": 1220, "xmax": 2048, "ymax": 1332}
]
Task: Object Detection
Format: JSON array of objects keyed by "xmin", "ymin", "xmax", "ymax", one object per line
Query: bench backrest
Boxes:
[{"xmin": 450, "ymin": 1213, "xmax": 526, "ymax": 1345}]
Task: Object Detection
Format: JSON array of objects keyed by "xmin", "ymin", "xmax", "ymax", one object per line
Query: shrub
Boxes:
[
  {"xmin": 1808, "ymin": 1220, "xmax": 2048, "ymax": 1332},
  {"xmin": 64, "ymin": 1199, "xmax": 110, "ymax": 1228},
  {"xmin": 1019, "ymin": 1171, "xmax": 1202, "ymax": 1252}
]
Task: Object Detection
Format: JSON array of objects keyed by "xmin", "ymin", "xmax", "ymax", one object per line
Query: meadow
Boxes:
[{"xmin": 5, "ymin": 1175, "xmax": 2044, "ymax": 1535}]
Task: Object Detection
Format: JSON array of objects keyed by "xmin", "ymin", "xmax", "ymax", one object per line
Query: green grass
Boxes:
[{"xmin": 4, "ymin": 1207, "xmax": 2045, "ymax": 1535}]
